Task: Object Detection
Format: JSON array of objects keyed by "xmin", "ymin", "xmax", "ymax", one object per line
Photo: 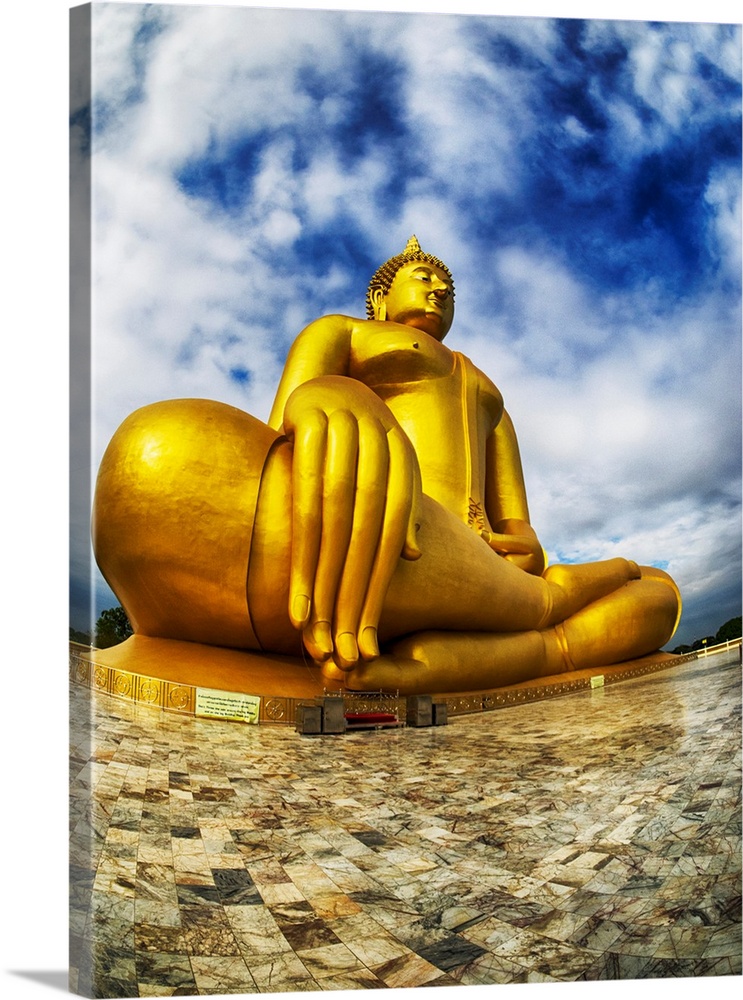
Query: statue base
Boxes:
[
  {"xmin": 82, "ymin": 634, "xmax": 326, "ymax": 698},
  {"xmin": 71, "ymin": 634, "xmax": 690, "ymax": 727}
]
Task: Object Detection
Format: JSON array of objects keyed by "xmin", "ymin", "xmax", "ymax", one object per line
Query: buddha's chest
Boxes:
[
  {"xmin": 348, "ymin": 324, "xmax": 504, "ymax": 527},
  {"xmin": 348, "ymin": 324, "xmax": 503, "ymax": 429},
  {"xmin": 349, "ymin": 323, "xmax": 452, "ymax": 386}
]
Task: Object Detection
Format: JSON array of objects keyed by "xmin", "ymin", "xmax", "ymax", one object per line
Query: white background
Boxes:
[{"xmin": 2, "ymin": 2, "xmax": 740, "ymax": 999}]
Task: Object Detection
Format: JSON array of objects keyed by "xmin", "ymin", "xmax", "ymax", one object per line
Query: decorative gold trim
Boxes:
[
  {"xmin": 436, "ymin": 652, "xmax": 701, "ymax": 716},
  {"xmin": 68, "ymin": 644, "xmax": 703, "ymax": 726},
  {"xmin": 165, "ymin": 683, "xmax": 195, "ymax": 713},
  {"xmin": 136, "ymin": 676, "xmax": 163, "ymax": 705}
]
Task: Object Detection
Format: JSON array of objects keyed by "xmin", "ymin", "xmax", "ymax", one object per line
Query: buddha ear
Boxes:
[{"xmin": 370, "ymin": 286, "xmax": 387, "ymax": 322}]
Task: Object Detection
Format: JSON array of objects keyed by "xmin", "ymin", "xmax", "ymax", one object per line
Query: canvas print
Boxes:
[{"xmin": 70, "ymin": 2, "xmax": 742, "ymax": 996}]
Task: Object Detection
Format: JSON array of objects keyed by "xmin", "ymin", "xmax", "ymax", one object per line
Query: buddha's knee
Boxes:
[
  {"xmin": 92, "ymin": 399, "xmax": 279, "ymax": 648},
  {"xmin": 560, "ymin": 578, "xmax": 681, "ymax": 669},
  {"xmin": 637, "ymin": 565, "xmax": 682, "ymax": 635}
]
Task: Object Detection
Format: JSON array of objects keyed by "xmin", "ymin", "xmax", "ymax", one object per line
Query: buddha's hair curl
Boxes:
[{"xmin": 366, "ymin": 235, "xmax": 454, "ymax": 319}]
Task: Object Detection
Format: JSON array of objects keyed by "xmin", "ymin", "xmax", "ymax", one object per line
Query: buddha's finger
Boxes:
[
  {"xmin": 288, "ymin": 409, "xmax": 328, "ymax": 630},
  {"xmin": 302, "ymin": 409, "xmax": 359, "ymax": 662},
  {"xmin": 481, "ymin": 531, "xmax": 536, "ymax": 555},
  {"xmin": 332, "ymin": 415, "xmax": 389, "ymax": 669},
  {"xmin": 402, "ymin": 437, "xmax": 422, "ymax": 562},
  {"xmin": 357, "ymin": 426, "xmax": 416, "ymax": 661}
]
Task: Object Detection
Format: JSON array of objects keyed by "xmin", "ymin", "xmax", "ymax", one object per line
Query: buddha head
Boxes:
[{"xmin": 366, "ymin": 236, "xmax": 455, "ymax": 341}]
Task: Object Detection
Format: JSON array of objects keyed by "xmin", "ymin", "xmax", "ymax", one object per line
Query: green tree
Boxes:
[
  {"xmin": 691, "ymin": 635, "xmax": 715, "ymax": 652},
  {"xmin": 69, "ymin": 626, "xmax": 92, "ymax": 645},
  {"xmin": 95, "ymin": 606, "xmax": 133, "ymax": 648},
  {"xmin": 715, "ymin": 616, "xmax": 742, "ymax": 643}
]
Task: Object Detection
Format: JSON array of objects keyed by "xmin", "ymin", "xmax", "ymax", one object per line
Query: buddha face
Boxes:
[{"xmin": 373, "ymin": 260, "xmax": 454, "ymax": 340}]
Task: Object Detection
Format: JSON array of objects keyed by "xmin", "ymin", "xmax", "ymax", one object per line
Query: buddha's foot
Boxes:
[
  {"xmin": 541, "ymin": 557, "xmax": 641, "ymax": 627},
  {"xmin": 321, "ymin": 654, "xmax": 419, "ymax": 693},
  {"xmin": 325, "ymin": 629, "xmax": 551, "ymax": 695}
]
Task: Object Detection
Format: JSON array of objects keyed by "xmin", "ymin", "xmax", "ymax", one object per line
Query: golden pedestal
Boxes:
[{"xmin": 71, "ymin": 637, "xmax": 690, "ymax": 727}]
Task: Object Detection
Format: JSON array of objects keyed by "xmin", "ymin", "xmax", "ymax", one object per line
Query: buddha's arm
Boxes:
[
  {"xmin": 267, "ymin": 316, "xmax": 422, "ymax": 669},
  {"xmin": 268, "ymin": 315, "xmax": 355, "ymax": 430},
  {"xmin": 483, "ymin": 410, "xmax": 546, "ymax": 576}
]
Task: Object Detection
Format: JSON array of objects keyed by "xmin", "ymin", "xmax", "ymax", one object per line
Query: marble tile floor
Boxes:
[{"xmin": 69, "ymin": 650, "xmax": 741, "ymax": 997}]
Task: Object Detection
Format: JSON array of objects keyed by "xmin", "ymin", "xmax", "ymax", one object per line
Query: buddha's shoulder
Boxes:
[{"xmin": 293, "ymin": 313, "xmax": 367, "ymax": 345}]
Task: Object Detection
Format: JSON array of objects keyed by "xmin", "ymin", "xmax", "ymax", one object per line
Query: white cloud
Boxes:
[
  {"xmin": 618, "ymin": 20, "xmax": 740, "ymax": 133},
  {"xmin": 91, "ymin": 2, "xmax": 160, "ymax": 105},
  {"xmin": 564, "ymin": 115, "xmax": 591, "ymax": 141},
  {"xmin": 705, "ymin": 163, "xmax": 743, "ymax": 279},
  {"xmin": 399, "ymin": 16, "xmax": 535, "ymax": 199}
]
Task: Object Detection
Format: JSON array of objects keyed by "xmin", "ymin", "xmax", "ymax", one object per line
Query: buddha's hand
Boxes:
[
  {"xmin": 282, "ymin": 375, "xmax": 422, "ymax": 669},
  {"xmin": 481, "ymin": 518, "xmax": 546, "ymax": 576}
]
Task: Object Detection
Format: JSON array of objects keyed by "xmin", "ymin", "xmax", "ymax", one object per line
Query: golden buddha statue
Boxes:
[{"xmin": 92, "ymin": 237, "xmax": 681, "ymax": 695}]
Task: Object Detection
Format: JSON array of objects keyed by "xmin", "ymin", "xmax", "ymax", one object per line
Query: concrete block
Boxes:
[
  {"xmin": 406, "ymin": 694, "xmax": 433, "ymax": 727},
  {"xmin": 432, "ymin": 702, "xmax": 448, "ymax": 726},
  {"xmin": 321, "ymin": 697, "xmax": 346, "ymax": 734},
  {"xmin": 296, "ymin": 703, "xmax": 322, "ymax": 735}
]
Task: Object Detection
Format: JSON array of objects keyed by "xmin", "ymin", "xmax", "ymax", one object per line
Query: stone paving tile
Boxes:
[{"xmin": 70, "ymin": 650, "xmax": 741, "ymax": 995}]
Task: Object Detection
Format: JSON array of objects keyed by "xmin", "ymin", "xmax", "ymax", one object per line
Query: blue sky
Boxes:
[{"xmin": 69, "ymin": 1, "xmax": 741, "ymax": 648}]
